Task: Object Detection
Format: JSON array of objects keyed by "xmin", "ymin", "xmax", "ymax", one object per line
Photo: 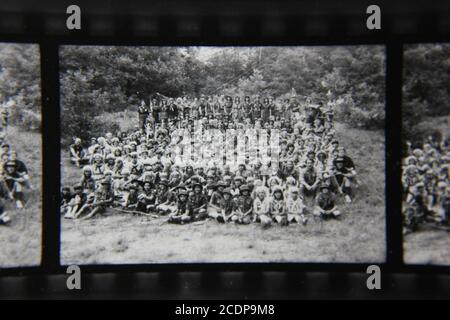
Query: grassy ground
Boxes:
[
  {"xmin": 61, "ymin": 115, "xmax": 385, "ymax": 264},
  {"xmin": 0, "ymin": 126, "xmax": 42, "ymax": 268},
  {"xmin": 403, "ymin": 115, "xmax": 450, "ymax": 265}
]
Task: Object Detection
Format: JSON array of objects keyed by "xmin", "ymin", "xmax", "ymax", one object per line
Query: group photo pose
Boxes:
[
  {"xmin": 60, "ymin": 46, "xmax": 386, "ymax": 264},
  {"xmin": 402, "ymin": 43, "xmax": 450, "ymax": 265},
  {"xmin": 0, "ymin": 43, "xmax": 42, "ymax": 268}
]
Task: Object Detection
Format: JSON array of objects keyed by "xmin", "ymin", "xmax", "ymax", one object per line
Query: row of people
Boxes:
[
  {"xmin": 61, "ymin": 175, "xmax": 342, "ymax": 227},
  {"xmin": 138, "ymin": 94, "xmax": 334, "ymax": 129}
]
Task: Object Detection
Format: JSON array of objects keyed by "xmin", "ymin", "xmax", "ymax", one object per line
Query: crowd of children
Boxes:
[
  {"xmin": 402, "ymin": 134, "xmax": 450, "ymax": 233},
  {"xmin": 0, "ymin": 98, "xmax": 32, "ymax": 226},
  {"xmin": 63, "ymin": 94, "xmax": 357, "ymax": 227}
]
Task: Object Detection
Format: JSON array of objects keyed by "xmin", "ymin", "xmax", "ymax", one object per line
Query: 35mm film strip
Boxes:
[{"xmin": 0, "ymin": 0, "xmax": 449, "ymax": 300}]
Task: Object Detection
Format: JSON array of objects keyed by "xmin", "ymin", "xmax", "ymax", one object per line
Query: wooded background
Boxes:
[
  {"xmin": 0, "ymin": 43, "xmax": 41, "ymax": 131},
  {"xmin": 59, "ymin": 45, "xmax": 386, "ymax": 145},
  {"xmin": 403, "ymin": 43, "xmax": 450, "ymax": 147}
]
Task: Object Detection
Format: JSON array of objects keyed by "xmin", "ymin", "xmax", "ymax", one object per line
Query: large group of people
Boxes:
[
  {"xmin": 402, "ymin": 135, "xmax": 450, "ymax": 233},
  {"xmin": 63, "ymin": 93, "xmax": 357, "ymax": 228},
  {"xmin": 0, "ymin": 98, "xmax": 32, "ymax": 226}
]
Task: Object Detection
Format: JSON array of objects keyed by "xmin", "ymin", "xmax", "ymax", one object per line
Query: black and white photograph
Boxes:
[
  {"xmin": 0, "ymin": 43, "xmax": 42, "ymax": 267},
  {"xmin": 402, "ymin": 43, "xmax": 450, "ymax": 265},
  {"xmin": 60, "ymin": 45, "xmax": 386, "ymax": 265}
]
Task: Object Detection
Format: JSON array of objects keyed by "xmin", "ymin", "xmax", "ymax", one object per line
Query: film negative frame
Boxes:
[{"xmin": 0, "ymin": 0, "xmax": 449, "ymax": 299}]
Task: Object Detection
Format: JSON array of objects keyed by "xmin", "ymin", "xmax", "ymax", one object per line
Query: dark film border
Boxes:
[{"xmin": 0, "ymin": 0, "xmax": 449, "ymax": 299}]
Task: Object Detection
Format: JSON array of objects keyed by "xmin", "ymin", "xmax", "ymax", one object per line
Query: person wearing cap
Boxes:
[
  {"xmin": 148, "ymin": 179, "xmax": 173, "ymax": 215},
  {"xmin": 231, "ymin": 184, "xmax": 253, "ymax": 224},
  {"xmin": 300, "ymin": 159, "xmax": 320, "ymax": 202},
  {"xmin": 70, "ymin": 137, "xmax": 88, "ymax": 168},
  {"xmin": 137, "ymin": 181, "xmax": 156, "ymax": 212},
  {"xmin": 122, "ymin": 184, "xmax": 140, "ymax": 212},
  {"xmin": 138, "ymin": 100, "xmax": 149, "ymax": 131},
  {"xmin": 269, "ymin": 186, "xmax": 287, "ymax": 225},
  {"xmin": 80, "ymin": 177, "xmax": 114, "ymax": 220},
  {"xmin": 231, "ymin": 175, "xmax": 244, "ymax": 198},
  {"xmin": 285, "ymin": 187, "xmax": 307, "ymax": 225},
  {"xmin": 253, "ymin": 186, "xmax": 271, "ymax": 228},
  {"xmin": 208, "ymin": 182, "xmax": 226, "ymax": 222},
  {"xmin": 313, "ymin": 184, "xmax": 340, "ymax": 219},
  {"xmin": 3, "ymin": 160, "xmax": 26, "ymax": 209},
  {"xmin": 333, "ymin": 155, "xmax": 356, "ymax": 203},
  {"xmin": 168, "ymin": 189, "xmax": 192, "ymax": 224},
  {"xmin": 185, "ymin": 182, "xmax": 208, "ymax": 221}
]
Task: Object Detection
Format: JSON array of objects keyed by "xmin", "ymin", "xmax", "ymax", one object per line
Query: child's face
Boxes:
[
  {"xmin": 274, "ymin": 191, "xmax": 282, "ymax": 199},
  {"xmin": 292, "ymin": 193, "xmax": 298, "ymax": 200},
  {"xmin": 257, "ymin": 192, "xmax": 265, "ymax": 200},
  {"xmin": 179, "ymin": 195, "xmax": 187, "ymax": 202},
  {"xmin": 224, "ymin": 193, "xmax": 230, "ymax": 200}
]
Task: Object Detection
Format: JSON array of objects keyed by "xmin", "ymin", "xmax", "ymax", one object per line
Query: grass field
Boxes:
[
  {"xmin": 403, "ymin": 115, "xmax": 450, "ymax": 265},
  {"xmin": 0, "ymin": 126, "xmax": 42, "ymax": 268},
  {"xmin": 61, "ymin": 114, "xmax": 385, "ymax": 265}
]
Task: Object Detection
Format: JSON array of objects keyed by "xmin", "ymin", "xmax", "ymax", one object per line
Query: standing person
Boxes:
[
  {"xmin": 252, "ymin": 95, "xmax": 263, "ymax": 123},
  {"xmin": 150, "ymin": 97, "xmax": 160, "ymax": 124},
  {"xmin": 208, "ymin": 187, "xmax": 237, "ymax": 223},
  {"xmin": 138, "ymin": 100, "xmax": 149, "ymax": 131},
  {"xmin": 243, "ymin": 96, "xmax": 253, "ymax": 123}
]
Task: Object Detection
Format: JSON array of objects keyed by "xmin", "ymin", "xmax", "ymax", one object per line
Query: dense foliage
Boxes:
[
  {"xmin": 403, "ymin": 43, "xmax": 450, "ymax": 146},
  {"xmin": 60, "ymin": 45, "xmax": 386, "ymax": 144},
  {"xmin": 0, "ymin": 43, "xmax": 41, "ymax": 131}
]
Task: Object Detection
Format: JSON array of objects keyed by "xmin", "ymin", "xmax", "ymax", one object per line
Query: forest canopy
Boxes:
[
  {"xmin": 0, "ymin": 43, "xmax": 41, "ymax": 131},
  {"xmin": 59, "ymin": 45, "xmax": 386, "ymax": 144},
  {"xmin": 403, "ymin": 43, "xmax": 450, "ymax": 145}
]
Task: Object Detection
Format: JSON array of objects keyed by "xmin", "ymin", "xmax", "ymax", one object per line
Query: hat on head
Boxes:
[{"xmin": 239, "ymin": 184, "xmax": 250, "ymax": 192}]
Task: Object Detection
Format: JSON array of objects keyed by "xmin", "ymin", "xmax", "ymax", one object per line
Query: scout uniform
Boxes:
[
  {"xmin": 285, "ymin": 188, "xmax": 308, "ymax": 225},
  {"xmin": 314, "ymin": 185, "xmax": 340, "ymax": 219},
  {"xmin": 253, "ymin": 186, "xmax": 272, "ymax": 227},
  {"xmin": 232, "ymin": 184, "xmax": 253, "ymax": 224},
  {"xmin": 168, "ymin": 190, "xmax": 191, "ymax": 224},
  {"xmin": 270, "ymin": 186, "xmax": 287, "ymax": 225}
]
